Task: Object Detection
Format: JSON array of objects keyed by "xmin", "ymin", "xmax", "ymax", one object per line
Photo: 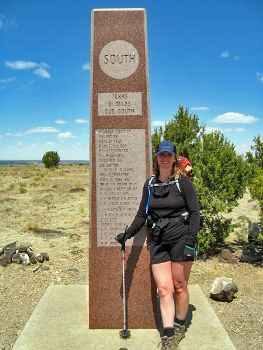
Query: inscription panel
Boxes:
[
  {"xmin": 96, "ymin": 129, "xmax": 146, "ymax": 246},
  {"xmin": 98, "ymin": 92, "xmax": 142, "ymax": 116}
]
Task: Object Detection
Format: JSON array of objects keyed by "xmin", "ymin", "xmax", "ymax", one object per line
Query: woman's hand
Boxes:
[
  {"xmin": 184, "ymin": 244, "xmax": 196, "ymax": 260},
  {"xmin": 115, "ymin": 228, "xmax": 130, "ymax": 250}
]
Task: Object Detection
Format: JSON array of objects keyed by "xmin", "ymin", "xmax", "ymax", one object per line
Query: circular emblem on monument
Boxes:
[{"xmin": 99, "ymin": 40, "xmax": 139, "ymax": 80}]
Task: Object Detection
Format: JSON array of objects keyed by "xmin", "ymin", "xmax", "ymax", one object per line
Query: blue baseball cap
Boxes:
[{"xmin": 156, "ymin": 140, "xmax": 176, "ymax": 155}]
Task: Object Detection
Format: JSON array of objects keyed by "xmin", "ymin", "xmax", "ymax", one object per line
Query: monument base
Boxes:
[{"xmin": 12, "ymin": 284, "xmax": 236, "ymax": 350}]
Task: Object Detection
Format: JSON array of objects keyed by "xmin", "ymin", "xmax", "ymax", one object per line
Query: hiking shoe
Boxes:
[
  {"xmin": 173, "ymin": 322, "xmax": 186, "ymax": 346},
  {"xmin": 158, "ymin": 336, "xmax": 176, "ymax": 350}
]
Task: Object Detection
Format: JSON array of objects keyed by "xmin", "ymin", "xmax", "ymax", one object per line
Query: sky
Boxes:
[{"xmin": 0, "ymin": 0, "xmax": 262, "ymax": 160}]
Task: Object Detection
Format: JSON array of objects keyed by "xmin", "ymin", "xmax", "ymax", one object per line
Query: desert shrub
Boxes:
[
  {"xmin": 152, "ymin": 106, "xmax": 249, "ymax": 255},
  {"xmin": 7, "ymin": 183, "xmax": 15, "ymax": 191},
  {"xmin": 246, "ymin": 136, "xmax": 263, "ymax": 224},
  {"xmin": 19, "ymin": 183, "xmax": 27, "ymax": 194},
  {"xmin": 42, "ymin": 151, "xmax": 60, "ymax": 168}
]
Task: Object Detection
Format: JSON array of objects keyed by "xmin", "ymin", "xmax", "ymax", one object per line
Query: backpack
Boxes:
[{"xmin": 145, "ymin": 175, "xmax": 204, "ymax": 228}]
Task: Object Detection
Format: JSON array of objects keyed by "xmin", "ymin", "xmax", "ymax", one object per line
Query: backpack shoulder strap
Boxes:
[
  {"xmin": 175, "ymin": 178, "xmax": 181, "ymax": 193},
  {"xmin": 145, "ymin": 175, "xmax": 156, "ymax": 216}
]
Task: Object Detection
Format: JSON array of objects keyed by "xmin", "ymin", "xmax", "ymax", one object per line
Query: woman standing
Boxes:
[{"xmin": 116, "ymin": 140, "xmax": 200, "ymax": 350}]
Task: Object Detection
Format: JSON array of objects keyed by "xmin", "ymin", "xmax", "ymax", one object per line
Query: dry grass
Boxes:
[{"xmin": 0, "ymin": 164, "xmax": 262, "ymax": 350}]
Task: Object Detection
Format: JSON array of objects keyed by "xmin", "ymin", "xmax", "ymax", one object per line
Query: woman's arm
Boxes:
[
  {"xmin": 180, "ymin": 176, "xmax": 200, "ymax": 246},
  {"xmin": 125, "ymin": 179, "xmax": 149, "ymax": 238}
]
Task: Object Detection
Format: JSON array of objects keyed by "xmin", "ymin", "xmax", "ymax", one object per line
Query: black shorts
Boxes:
[{"xmin": 149, "ymin": 235, "xmax": 194, "ymax": 264}]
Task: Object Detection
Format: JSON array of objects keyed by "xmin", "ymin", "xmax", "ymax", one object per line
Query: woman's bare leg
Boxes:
[
  {"xmin": 171, "ymin": 261, "xmax": 193, "ymax": 320},
  {"xmin": 152, "ymin": 261, "xmax": 175, "ymax": 328}
]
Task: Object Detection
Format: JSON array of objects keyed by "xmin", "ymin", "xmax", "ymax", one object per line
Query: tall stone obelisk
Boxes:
[{"xmin": 89, "ymin": 8, "xmax": 154, "ymax": 329}]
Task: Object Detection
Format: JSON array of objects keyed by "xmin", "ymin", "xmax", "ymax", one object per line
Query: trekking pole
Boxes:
[{"xmin": 119, "ymin": 238, "xmax": 131, "ymax": 339}]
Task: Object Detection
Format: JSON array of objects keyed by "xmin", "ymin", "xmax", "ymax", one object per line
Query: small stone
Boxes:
[
  {"xmin": 20, "ymin": 253, "xmax": 31, "ymax": 265},
  {"xmin": 0, "ymin": 247, "xmax": 4, "ymax": 255},
  {"xmin": 41, "ymin": 265, "xmax": 50, "ymax": 271},
  {"xmin": 3, "ymin": 241, "xmax": 17, "ymax": 262},
  {"xmin": 210, "ymin": 277, "xmax": 238, "ymax": 302},
  {"xmin": 220, "ymin": 248, "xmax": 238, "ymax": 264},
  {"xmin": 35, "ymin": 253, "xmax": 44, "ymax": 263},
  {"xmin": 26, "ymin": 248, "xmax": 38, "ymax": 264},
  {"xmin": 0, "ymin": 255, "xmax": 10, "ymax": 267},
  {"xmin": 11, "ymin": 253, "xmax": 22, "ymax": 264},
  {"xmin": 41, "ymin": 252, "xmax": 49, "ymax": 261},
  {"xmin": 17, "ymin": 242, "xmax": 32, "ymax": 252}
]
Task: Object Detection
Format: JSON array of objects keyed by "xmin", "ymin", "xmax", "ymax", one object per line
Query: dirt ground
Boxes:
[{"xmin": 0, "ymin": 165, "xmax": 262, "ymax": 350}]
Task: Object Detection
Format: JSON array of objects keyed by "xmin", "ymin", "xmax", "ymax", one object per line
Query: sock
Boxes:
[
  {"xmin": 174, "ymin": 318, "xmax": 185, "ymax": 326},
  {"xmin": 163, "ymin": 327, "xmax": 175, "ymax": 337}
]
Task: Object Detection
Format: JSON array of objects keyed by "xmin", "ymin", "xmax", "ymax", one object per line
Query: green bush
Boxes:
[
  {"xmin": 152, "ymin": 106, "xmax": 249, "ymax": 255},
  {"xmin": 248, "ymin": 168, "xmax": 263, "ymax": 221},
  {"xmin": 246, "ymin": 136, "xmax": 263, "ymax": 223},
  {"xmin": 42, "ymin": 151, "xmax": 60, "ymax": 169}
]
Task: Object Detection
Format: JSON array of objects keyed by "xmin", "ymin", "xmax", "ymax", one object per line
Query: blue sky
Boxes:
[{"xmin": 0, "ymin": 0, "xmax": 262, "ymax": 160}]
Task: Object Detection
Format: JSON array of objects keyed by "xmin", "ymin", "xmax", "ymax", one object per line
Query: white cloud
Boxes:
[
  {"xmin": 39, "ymin": 62, "xmax": 50, "ymax": 69},
  {"xmin": 82, "ymin": 62, "xmax": 90, "ymax": 71},
  {"xmin": 33, "ymin": 67, "xmax": 51, "ymax": 79},
  {"xmin": 0, "ymin": 77, "xmax": 16, "ymax": 84},
  {"xmin": 256, "ymin": 72, "xmax": 263, "ymax": 83},
  {"xmin": 25, "ymin": 127, "xmax": 59, "ymax": 134},
  {"xmin": 220, "ymin": 51, "xmax": 240, "ymax": 61},
  {"xmin": 58, "ymin": 132, "xmax": 74, "ymax": 139},
  {"xmin": 4, "ymin": 132, "xmax": 23, "ymax": 137},
  {"xmin": 214, "ymin": 112, "xmax": 258, "ymax": 124},
  {"xmin": 5, "ymin": 61, "xmax": 39, "ymax": 70},
  {"xmin": 223, "ymin": 127, "xmax": 245, "ymax": 132},
  {"xmin": 75, "ymin": 118, "xmax": 88, "ymax": 124},
  {"xmin": 55, "ymin": 119, "xmax": 67, "ymax": 124},
  {"xmin": 191, "ymin": 106, "xmax": 209, "ymax": 111},
  {"xmin": 220, "ymin": 50, "xmax": 230, "ymax": 58},
  {"xmin": 5, "ymin": 60, "xmax": 51, "ymax": 79}
]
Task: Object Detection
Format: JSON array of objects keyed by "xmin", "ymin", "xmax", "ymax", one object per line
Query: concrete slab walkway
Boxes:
[{"xmin": 13, "ymin": 284, "xmax": 236, "ymax": 350}]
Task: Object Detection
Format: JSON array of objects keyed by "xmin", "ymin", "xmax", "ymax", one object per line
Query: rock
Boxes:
[
  {"xmin": 11, "ymin": 253, "xmax": 22, "ymax": 264},
  {"xmin": 35, "ymin": 253, "xmax": 44, "ymax": 263},
  {"xmin": 0, "ymin": 255, "xmax": 10, "ymax": 267},
  {"xmin": 3, "ymin": 241, "xmax": 17, "ymax": 263},
  {"xmin": 36, "ymin": 252, "xmax": 49, "ymax": 263},
  {"xmin": 248, "ymin": 222, "xmax": 262, "ymax": 244},
  {"xmin": 26, "ymin": 248, "xmax": 38, "ymax": 264},
  {"xmin": 219, "ymin": 248, "xmax": 237, "ymax": 263},
  {"xmin": 20, "ymin": 253, "xmax": 30, "ymax": 265},
  {"xmin": 240, "ymin": 245, "xmax": 263, "ymax": 264},
  {"xmin": 17, "ymin": 242, "xmax": 32, "ymax": 252},
  {"xmin": 210, "ymin": 277, "xmax": 238, "ymax": 302},
  {"xmin": 0, "ymin": 247, "xmax": 4, "ymax": 255}
]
